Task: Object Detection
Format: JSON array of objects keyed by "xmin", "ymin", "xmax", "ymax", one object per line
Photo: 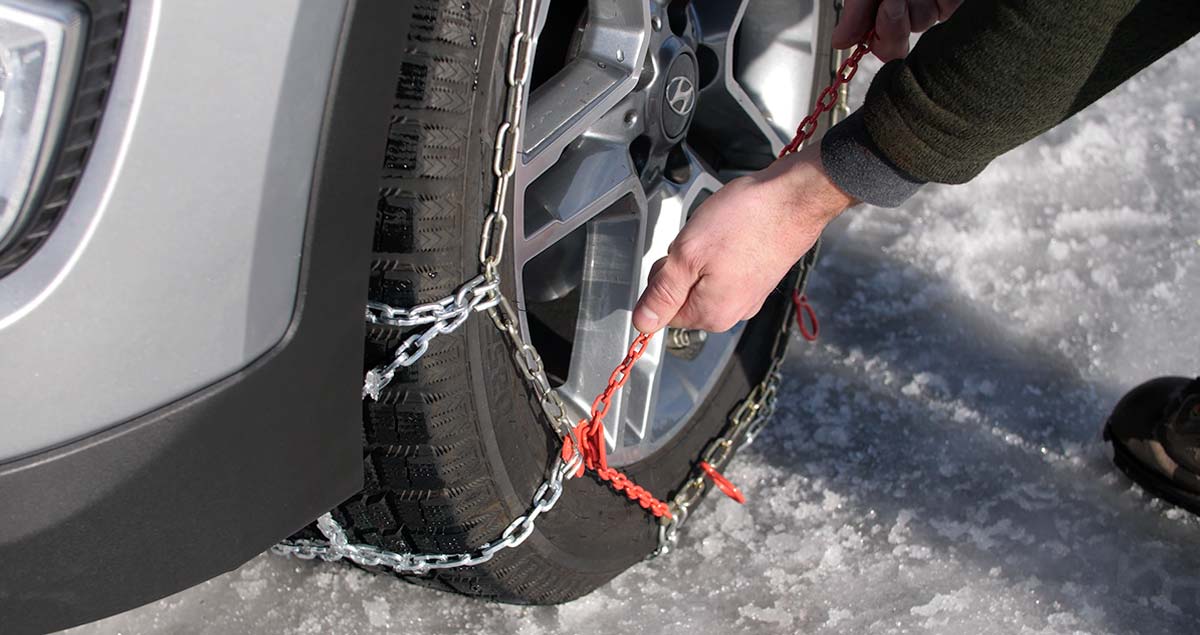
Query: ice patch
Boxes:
[
  {"xmin": 362, "ymin": 597, "xmax": 390, "ymax": 628},
  {"xmin": 911, "ymin": 588, "xmax": 971, "ymax": 618},
  {"xmin": 738, "ymin": 602, "xmax": 797, "ymax": 627},
  {"xmin": 231, "ymin": 578, "xmax": 267, "ymax": 602}
]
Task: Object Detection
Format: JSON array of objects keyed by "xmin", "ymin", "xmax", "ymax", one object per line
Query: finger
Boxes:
[
  {"xmin": 647, "ymin": 257, "xmax": 666, "ymax": 283},
  {"xmin": 633, "ymin": 256, "xmax": 695, "ymax": 333},
  {"xmin": 670, "ymin": 303, "xmax": 740, "ymax": 333},
  {"xmin": 669, "ymin": 277, "xmax": 741, "ymax": 333},
  {"xmin": 935, "ymin": 0, "xmax": 963, "ymax": 21},
  {"xmin": 666, "ymin": 272, "xmax": 707, "ymax": 330},
  {"xmin": 740, "ymin": 298, "xmax": 767, "ymax": 322},
  {"xmin": 873, "ymin": 0, "xmax": 912, "ymax": 61},
  {"xmin": 832, "ymin": 0, "xmax": 880, "ymax": 49},
  {"xmin": 907, "ymin": 0, "xmax": 939, "ymax": 32}
]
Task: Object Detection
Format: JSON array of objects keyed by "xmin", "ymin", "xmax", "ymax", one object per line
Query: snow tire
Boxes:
[{"xmin": 300, "ymin": 0, "xmax": 801, "ymax": 603}]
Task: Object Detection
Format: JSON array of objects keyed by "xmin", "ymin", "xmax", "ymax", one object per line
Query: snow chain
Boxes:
[{"xmin": 273, "ymin": 1, "xmax": 870, "ymax": 573}]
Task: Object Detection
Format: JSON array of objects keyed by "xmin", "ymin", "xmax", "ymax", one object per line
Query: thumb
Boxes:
[
  {"xmin": 873, "ymin": 0, "xmax": 912, "ymax": 61},
  {"xmin": 633, "ymin": 256, "xmax": 695, "ymax": 333},
  {"xmin": 832, "ymin": 0, "xmax": 880, "ymax": 49}
]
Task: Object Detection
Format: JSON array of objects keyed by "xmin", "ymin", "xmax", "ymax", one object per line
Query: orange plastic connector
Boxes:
[{"xmin": 698, "ymin": 461, "xmax": 746, "ymax": 504}]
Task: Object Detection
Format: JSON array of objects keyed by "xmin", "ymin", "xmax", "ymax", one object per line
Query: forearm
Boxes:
[{"xmin": 823, "ymin": 0, "xmax": 1200, "ymax": 206}]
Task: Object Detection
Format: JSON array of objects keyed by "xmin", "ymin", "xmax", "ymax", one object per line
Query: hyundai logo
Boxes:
[{"xmin": 666, "ymin": 76, "xmax": 696, "ymax": 117}]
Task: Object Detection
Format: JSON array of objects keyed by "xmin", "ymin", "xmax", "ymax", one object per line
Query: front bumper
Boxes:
[{"xmin": 0, "ymin": 1, "xmax": 403, "ymax": 631}]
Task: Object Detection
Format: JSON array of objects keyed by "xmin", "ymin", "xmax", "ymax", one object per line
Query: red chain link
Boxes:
[
  {"xmin": 791, "ymin": 291, "xmax": 820, "ymax": 341},
  {"xmin": 566, "ymin": 34, "xmax": 874, "ymax": 520}
]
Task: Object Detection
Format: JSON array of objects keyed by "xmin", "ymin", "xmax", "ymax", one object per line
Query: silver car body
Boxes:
[{"xmin": 0, "ymin": 0, "xmax": 345, "ymax": 461}]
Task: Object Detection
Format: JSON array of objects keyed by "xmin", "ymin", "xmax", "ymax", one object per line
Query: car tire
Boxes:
[{"xmin": 297, "ymin": 0, "xmax": 829, "ymax": 603}]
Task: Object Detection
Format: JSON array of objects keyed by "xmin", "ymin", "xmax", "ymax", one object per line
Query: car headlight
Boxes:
[{"xmin": 0, "ymin": 0, "xmax": 85, "ymax": 251}]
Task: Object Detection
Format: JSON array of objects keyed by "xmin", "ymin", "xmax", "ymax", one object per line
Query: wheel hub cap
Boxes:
[{"xmin": 661, "ymin": 53, "xmax": 697, "ymax": 137}]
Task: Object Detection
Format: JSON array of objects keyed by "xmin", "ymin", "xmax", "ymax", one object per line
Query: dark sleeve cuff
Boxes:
[{"xmin": 820, "ymin": 110, "xmax": 925, "ymax": 208}]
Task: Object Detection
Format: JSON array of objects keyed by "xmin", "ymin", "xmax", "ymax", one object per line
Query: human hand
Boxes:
[
  {"xmin": 631, "ymin": 144, "xmax": 854, "ymax": 334},
  {"xmin": 833, "ymin": 0, "xmax": 963, "ymax": 61}
]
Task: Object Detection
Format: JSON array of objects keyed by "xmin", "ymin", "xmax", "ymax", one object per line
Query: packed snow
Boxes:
[{"xmin": 65, "ymin": 37, "xmax": 1200, "ymax": 635}]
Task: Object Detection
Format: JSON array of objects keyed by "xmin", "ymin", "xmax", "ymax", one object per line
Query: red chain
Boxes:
[
  {"xmin": 566, "ymin": 35, "xmax": 874, "ymax": 519},
  {"xmin": 779, "ymin": 33, "xmax": 873, "ymax": 158},
  {"xmin": 564, "ymin": 332, "xmax": 674, "ymax": 517}
]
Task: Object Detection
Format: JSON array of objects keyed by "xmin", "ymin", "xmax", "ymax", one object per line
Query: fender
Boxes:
[{"xmin": 0, "ymin": 1, "xmax": 402, "ymax": 631}]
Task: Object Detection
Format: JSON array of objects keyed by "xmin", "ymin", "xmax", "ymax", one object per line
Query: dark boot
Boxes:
[{"xmin": 1104, "ymin": 376, "xmax": 1200, "ymax": 514}]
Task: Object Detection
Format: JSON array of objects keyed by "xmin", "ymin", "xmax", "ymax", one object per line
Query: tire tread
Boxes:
[{"xmin": 332, "ymin": 0, "xmax": 602, "ymax": 603}]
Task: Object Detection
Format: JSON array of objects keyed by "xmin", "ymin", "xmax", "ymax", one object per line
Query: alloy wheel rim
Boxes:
[{"xmin": 510, "ymin": 0, "xmax": 827, "ymax": 467}]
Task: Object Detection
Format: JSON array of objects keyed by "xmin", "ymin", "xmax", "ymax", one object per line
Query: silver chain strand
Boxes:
[
  {"xmin": 364, "ymin": 276, "xmax": 498, "ymax": 329},
  {"xmin": 277, "ymin": 0, "xmax": 845, "ymax": 573},
  {"xmin": 653, "ymin": 244, "xmax": 818, "ymax": 557},
  {"xmin": 270, "ymin": 451, "xmax": 582, "ymax": 573},
  {"xmin": 363, "ymin": 275, "xmax": 501, "ymax": 400},
  {"xmin": 275, "ymin": 0, "xmax": 593, "ymax": 574},
  {"xmin": 652, "ymin": 43, "xmax": 851, "ymax": 555}
]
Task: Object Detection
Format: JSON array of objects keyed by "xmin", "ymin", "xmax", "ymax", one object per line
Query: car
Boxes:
[{"xmin": 0, "ymin": 0, "xmax": 841, "ymax": 631}]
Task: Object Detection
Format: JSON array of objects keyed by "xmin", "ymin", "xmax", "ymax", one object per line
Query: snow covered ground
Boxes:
[{"xmin": 65, "ymin": 37, "xmax": 1200, "ymax": 635}]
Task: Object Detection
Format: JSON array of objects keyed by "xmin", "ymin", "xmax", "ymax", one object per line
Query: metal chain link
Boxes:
[
  {"xmin": 487, "ymin": 294, "xmax": 579, "ymax": 442},
  {"xmin": 277, "ymin": 2, "xmax": 866, "ymax": 573}
]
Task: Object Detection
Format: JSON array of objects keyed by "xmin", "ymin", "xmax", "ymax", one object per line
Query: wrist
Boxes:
[{"xmin": 774, "ymin": 144, "xmax": 854, "ymax": 233}]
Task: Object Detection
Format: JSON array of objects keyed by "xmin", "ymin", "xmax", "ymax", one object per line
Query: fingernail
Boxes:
[
  {"xmin": 634, "ymin": 306, "xmax": 659, "ymax": 331},
  {"xmin": 884, "ymin": 0, "xmax": 905, "ymax": 19}
]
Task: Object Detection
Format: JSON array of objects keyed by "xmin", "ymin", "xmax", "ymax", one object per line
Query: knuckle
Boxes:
[
  {"xmin": 727, "ymin": 175, "xmax": 755, "ymax": 190},
  {"xmin": 671, "ymin": 239, "xmax": 706, "ymax": 274},
  {"xmin": 909, "ymin": 0, "xmax": 939, "ymax": 29}
]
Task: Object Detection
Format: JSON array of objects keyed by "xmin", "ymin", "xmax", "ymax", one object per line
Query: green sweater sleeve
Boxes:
[{"xmin": 861, "ymin": 0, "xmax": 1200, "ymax": 185}]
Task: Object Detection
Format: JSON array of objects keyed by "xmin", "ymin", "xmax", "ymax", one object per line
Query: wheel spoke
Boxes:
[
  {"xmin": 514, "ymin": 138, "xmax": 641, "ymax": 267},
  {"xmin": 607, "ymin": 145, "xmax": 727, "ymax": 462},
  {"xmin": 689, "ymin": 0, "xmax": 826, "ymax": 167},
  {"xmin": 728, "ymin": 0, "xmax": 826, "ymax": 141},
  {"xmin": 554, "ymin": 191, "xmax": 648, "ymax": 451},
  {"xmin": 518, "ymin": 0, "xmax": 650, "ymax": 184},
  {"xmin": 689, "ymin": 0, "xmax": 780, "ymax": 165}
]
